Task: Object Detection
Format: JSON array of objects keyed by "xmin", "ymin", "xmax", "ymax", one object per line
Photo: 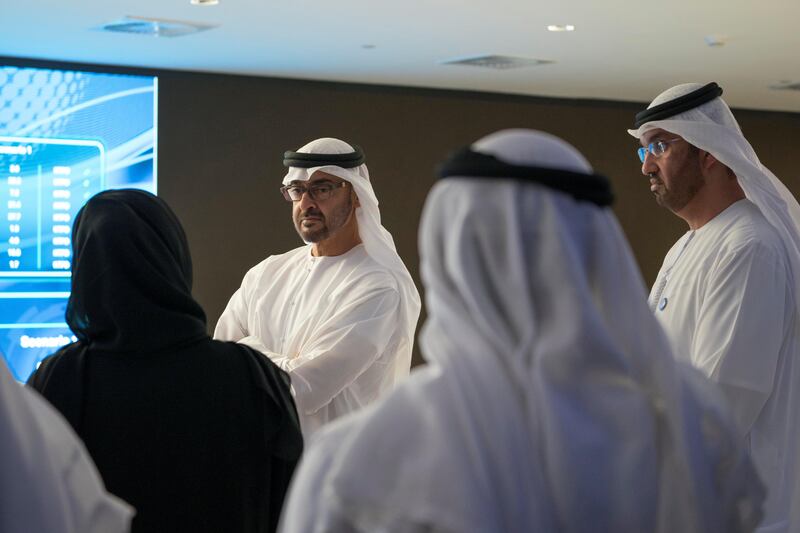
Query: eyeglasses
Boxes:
[
  {"xmin": 280, "ymin": 181, "xmax": 348, "ymax": 202},
  {"xmin": 637, "ymin": 138, "xmax": 681, "ymax": 163}
]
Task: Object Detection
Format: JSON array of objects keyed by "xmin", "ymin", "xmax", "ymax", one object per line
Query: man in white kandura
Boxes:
[
  {"xmin": 0, "ymin": 358, "xmax": 133, "ymax": 533},
  {"xmin": 630, "ymin": 82, "xmax": 800, "ymax": 533},
  {"xmin": 215, "ymin": 137, "xmax": 420, "ymax": 436},
  {"xmin": 278, "ymin": 129, "xmax": 764, "ymax": 533}
]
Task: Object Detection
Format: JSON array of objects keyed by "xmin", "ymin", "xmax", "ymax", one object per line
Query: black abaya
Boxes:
[{"xmin": 28, "ymin": 189, "xmax": 302, "ymax": 533}]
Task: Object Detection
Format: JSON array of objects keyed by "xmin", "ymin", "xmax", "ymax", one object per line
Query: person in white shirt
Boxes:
[
  {"xmin": 0, "ymin": 357, "xmax": 132, "ymax": 533},
  {"xmin": 629, "ymin": 82, "xmax": 800, "ymax": 533},
  {"xmin": 278, "ymin": 128, "xmax": 765, "ymax": 533},
  {"xmin": 215, "ymin": 137, "xmax": 420, "ymax": 436}
]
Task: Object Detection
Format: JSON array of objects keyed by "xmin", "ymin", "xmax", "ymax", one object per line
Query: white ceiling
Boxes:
[{"xmin": 2, "ymin": 0, "xmax": 800, "ymax": 112}]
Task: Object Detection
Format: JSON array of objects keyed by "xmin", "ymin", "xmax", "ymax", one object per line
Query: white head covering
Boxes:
[
  {"xmin": 282, "ymin": 137, "xmax": 421, "ymax": 382},
  {"xmin": 628, "ymin": 83, "xmax": 800, "ymax": 302},
  {"xmin": 0, "ymin": 358, "xmax": 133, "ymax": 533},
  {"xmin": 279, "ymin": 129, "xmax": 764, "ymax": 533}
]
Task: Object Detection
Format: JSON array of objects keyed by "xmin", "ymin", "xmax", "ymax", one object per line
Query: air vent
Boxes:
[
  {"xmin": 96, "ymin": 16, "xmax": 217, "ymax": 37},
  {"xmin": 440, "ymin": 54, "xmax": 554, "ymax": 70},
  {"xmin": 770, "ymin": 81, "xmax": 800, "ymax": 91}
]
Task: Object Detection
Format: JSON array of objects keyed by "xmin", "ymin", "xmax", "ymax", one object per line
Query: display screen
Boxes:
[{"xmin": 0, "ymin": 64, "xmax": 157, "ymax": 381}]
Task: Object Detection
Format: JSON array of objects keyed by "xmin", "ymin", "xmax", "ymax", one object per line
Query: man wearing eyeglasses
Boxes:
[
  {"xmin": 629, "ymin": 83, "xmax": 800, "ymax": 533},
  {"xmin": 215, "ymin": 138, "xmax": 421, "ymax": 437}
]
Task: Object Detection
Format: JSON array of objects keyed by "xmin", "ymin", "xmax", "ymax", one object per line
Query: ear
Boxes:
[
  {"xmin": 699, "ymin": 150, "xmax": 719, "ymax": 173},
  {"xmin": 352, "ymin": 190, "xmax": 361, "ymax": 208}
]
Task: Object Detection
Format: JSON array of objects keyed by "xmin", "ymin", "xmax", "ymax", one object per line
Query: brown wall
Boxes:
[{"xmin": 151, "ymin": 70, "xmax": 799, "ymax": 365}]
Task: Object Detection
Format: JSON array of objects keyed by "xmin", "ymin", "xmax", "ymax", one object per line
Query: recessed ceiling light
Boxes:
[
  {"xmin": 191, "ymin": 0, "xmax": 219, "ymax": 5},
  {"xmin": 547, "ymin": 24, "xmax": 575, "ymax": 32}
]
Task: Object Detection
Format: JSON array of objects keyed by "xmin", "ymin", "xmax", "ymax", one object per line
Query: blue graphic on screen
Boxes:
[{"xmin": 0, "ymin": 66, "xmax": 158, "ymax": 381}]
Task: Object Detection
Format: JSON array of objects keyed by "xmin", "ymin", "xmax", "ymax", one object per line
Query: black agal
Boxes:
[
  {"xmin": 438, "ymin": 148, "xmax": 614, "ymax": 207},
  {"xmin": 633, "ymin": 82, "xmax": 723, "ymax": 129},
  {"xmin": 283, "ymin": 146, "xmax": 365, "ymax": 169}
]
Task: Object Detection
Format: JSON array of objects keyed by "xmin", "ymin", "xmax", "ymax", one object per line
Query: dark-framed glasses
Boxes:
[
  {"xmin": 280, "ymin": 181, "xmax": 348, "ymax": 202},
  {"xmin": 637, "ymin": 138, "xmax": 681, "ymax": 163}
]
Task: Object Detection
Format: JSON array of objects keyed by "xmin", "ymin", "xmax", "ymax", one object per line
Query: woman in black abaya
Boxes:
[{"xmin": 28, "ymin": 189, "xmax": 302, "ymax": 533}]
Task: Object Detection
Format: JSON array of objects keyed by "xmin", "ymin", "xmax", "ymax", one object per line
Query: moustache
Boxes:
[{"xmin": 300, "ymin": 208, "xmax": 324, "ymax": 220}]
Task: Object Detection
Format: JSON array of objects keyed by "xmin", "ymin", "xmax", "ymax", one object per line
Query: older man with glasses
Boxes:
[
  {"xmin": 630, "ymin": 82, "xmax": 800, "ymax": 533},
  {"xmin": 215, "ymin": 138, "xmax": 420, "ymax": 437}
]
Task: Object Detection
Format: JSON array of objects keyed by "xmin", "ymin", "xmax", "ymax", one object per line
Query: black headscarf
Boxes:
[
  {"xmin": 66, "ymin": 188, "xmax": 207, "ymax": 351},
  {"xmin": 29, "ymin": 189, "xmax": 302, "ymax": 533}
]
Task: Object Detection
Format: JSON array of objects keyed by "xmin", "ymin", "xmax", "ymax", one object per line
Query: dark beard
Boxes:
[
  {"xmin": 657, "ymin": 153, "xmax": 705, "ymax": 213},
  {"xmin": 295, "ymin": 196, "xmax": 353, "ymax": 243}
]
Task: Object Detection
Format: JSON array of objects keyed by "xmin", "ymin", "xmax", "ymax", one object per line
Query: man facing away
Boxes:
[
  {"xmin": 215, "ymin": 138, "xmax": 420, "ymax": 436},
  {"xmin": 1, "ymin": 357, "xmax": 133, "ymax": 533},
  {"xmin": 629, "ymin": 82, "xmax": 800, "ymax": 533}
]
